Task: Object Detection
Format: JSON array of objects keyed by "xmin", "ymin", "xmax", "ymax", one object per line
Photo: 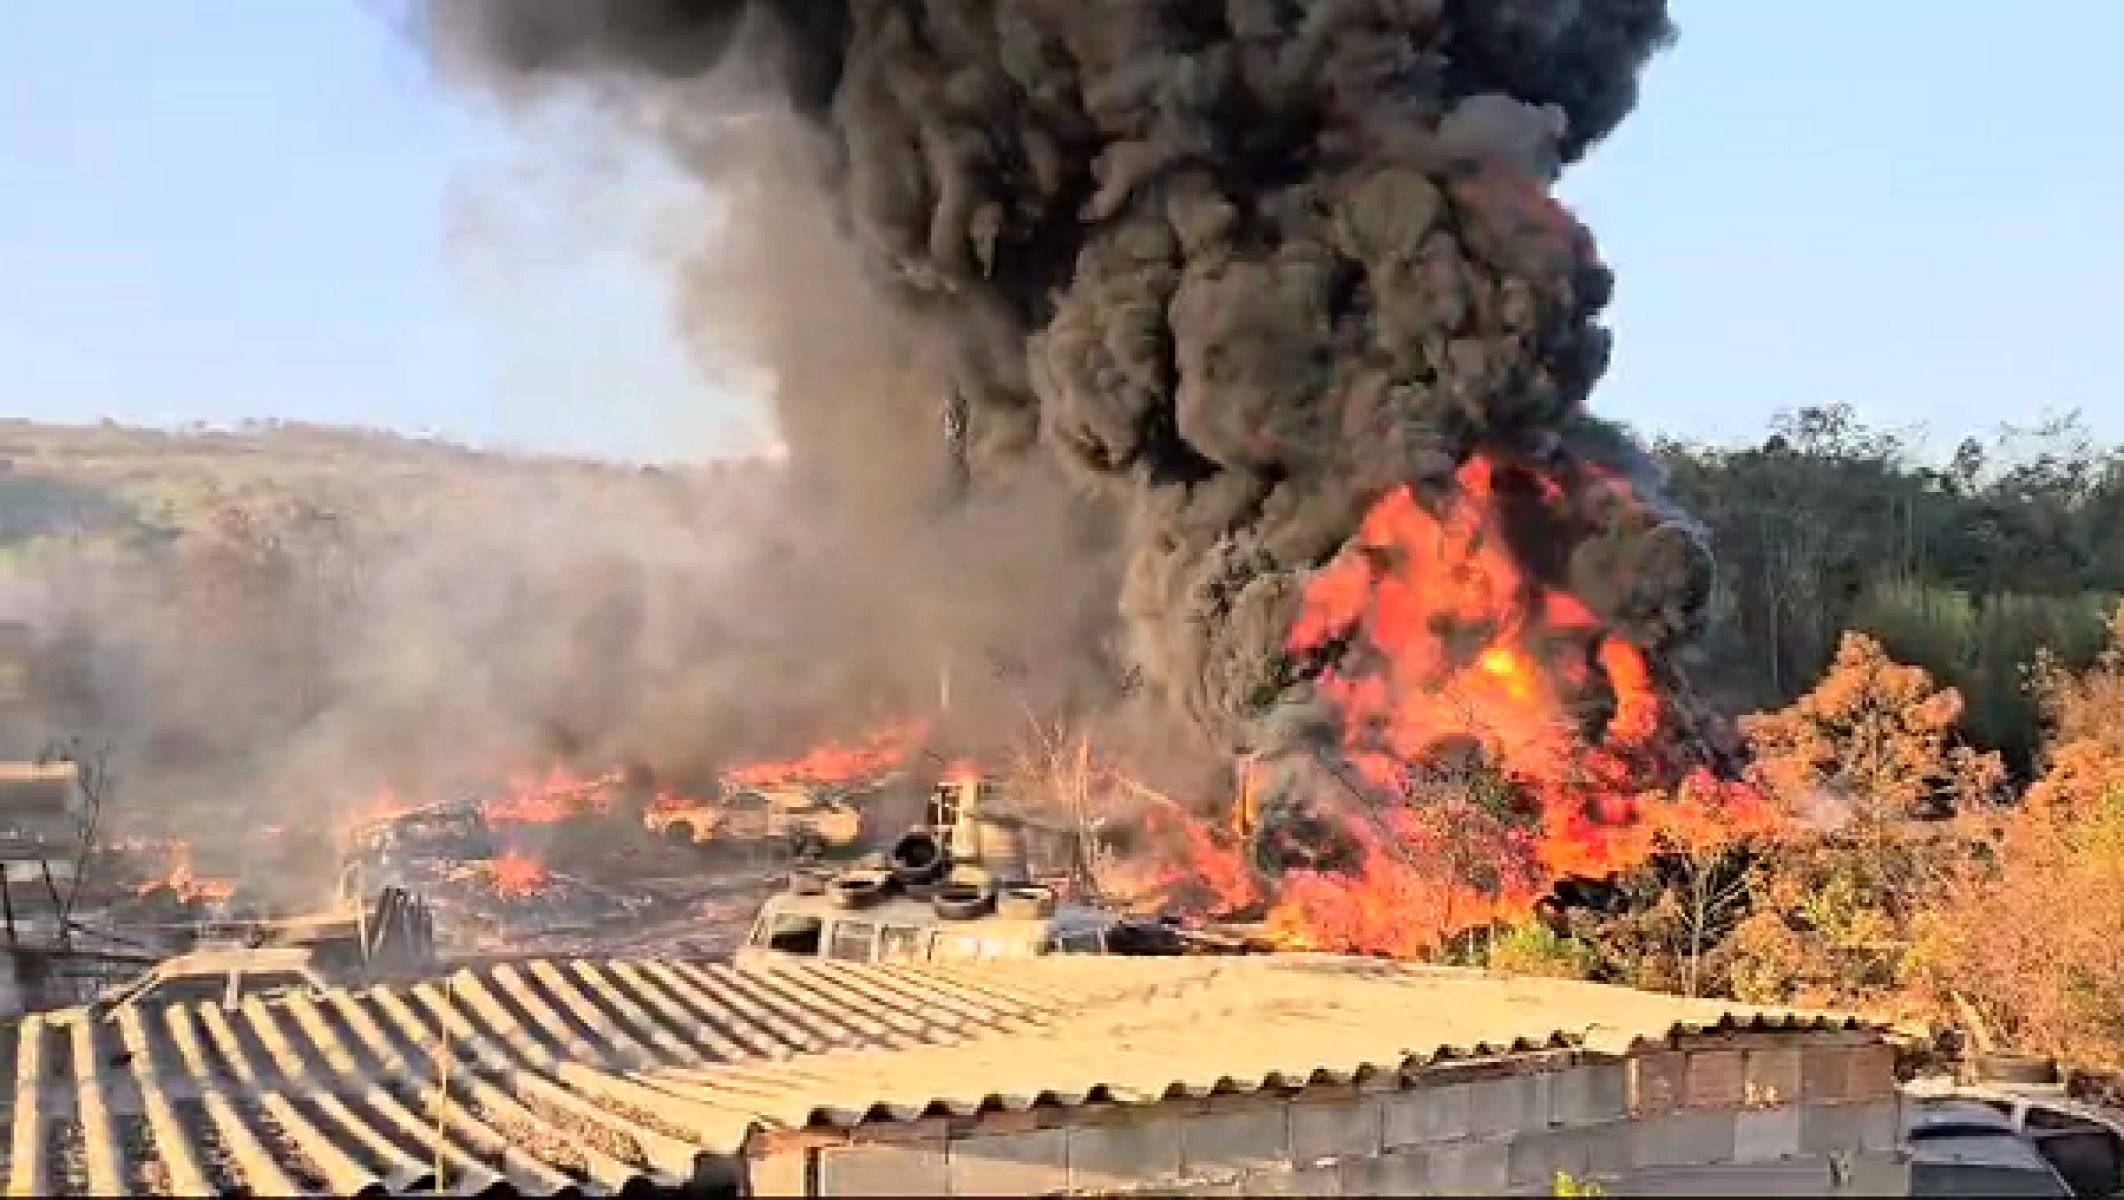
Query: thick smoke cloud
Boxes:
[{"xmin": 417, "ymin": 0, "xmax": 1713, "ymax": 765}]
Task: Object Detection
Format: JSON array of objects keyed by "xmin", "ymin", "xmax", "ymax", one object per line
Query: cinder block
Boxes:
[
  {"xmin": 947, "ymin": 1128, "xmax": 1068, "ymax": 1196},
  {"xmin": 1550, "ymin": 1064, "xmax": 1628, "ymax": 1127},
  {"xmin": 1509, "ymin": 1127, "xmax": 1599, "ymax": 1186},
  {"xmin": 1733, "ymin": 1106, "xmax": 1801, "ymax": 1163},
  {"xmin": 1421, "ymin": 1138, "xmax": 1512, "ymax": 1192},
  {"xmin": 749, "ymin": 1150, "xmax": 810, "ymax": 1198},
  {"xmin": 1630, "ymin": 1052, "xmax": 1688, "ymax": 1116},
  {"xmin": 1244, "ymin": 1163, "xmax": 1345, "ymax": 1196},
  {"xmin": 1383, "ymin": 1082, "xmax": 1472, "ymax": 1148},
  {"xmin": 1685, "ymin": 1050, "xmax": 1746, "ymax": 1109},
  {"xmin": 1800, "ymin": 1045, "xmax": 1854, "ymax": 1104},
  {"xmin": 1182, "ymin": 1107, "xmax": 1289, "ymax": 1177},
  {"xmin": 1631, "ymin": 1110, "xmax": 1739, "ymax": 1169},
  {"xmin": 1839, "ymin": 1149, "xmax": 1911, "ymax": 1194},
  {"xmin": 1742, "ymin": 1048, "xmax": 1802, "ymax": 1107},
  {"xmin": 1068, "ymin": 1115, "xmax": 1186, "ymax": 1191},
  {"xmin": 1512, "ymin": 1123, "xmax": 1632, "ymax": 1185},
  {"xmin": 1800, "ymin": 1099, "xmax": 1903, "ymax": 1156},
  {"xmin": 1584, "ymin": 1122, "xmax": 1633, "ymax": 1177},
  {"xmin": 1858, "ymin": 1098, "xmax": 1905, "ymax": 1150},
  {"xmin": 817, "ymin": 1140, "xmax": 948, "ymax": 1196},
  {"xmin": 1617, "ymin": 1159, "xmax": 1837, "ymax": 1195},
  {"xmin": 1338, "ymin": 1147, "xmax": 1431, "ymax": 1195},
  {"xmin": 1846, "ymin": 1045, "xmax": 1899, "ymax": 1101},
  {"xmin": 1290, "ymin": 1096, "xmax": 1383, "ymax": 1163},
  {"xmin": 1470, "ymin": 1072, "xmax": 1552, "ymax": 1138}
]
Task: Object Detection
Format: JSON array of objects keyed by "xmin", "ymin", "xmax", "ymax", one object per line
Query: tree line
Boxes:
[{"xmin": 1655, "ymin": 403, "xmax": 2122, "ymax": 774}]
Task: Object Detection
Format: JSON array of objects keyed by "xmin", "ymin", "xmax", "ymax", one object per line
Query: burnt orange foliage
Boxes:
[
  {"xmin": 1740, "ymin": 630, "xmax": 2004, "ymax": 822},
  {"xmin": 1725, "ymin": 634, "xmax": 2002, "ymax": 1010},
  {"xmin": 2023, "ymin": 602, "xmax": 2124, "ymax": 814},
  {"xmin": 1911, "ymin": 603, "xmax": 2124, "ymax": 1067}
]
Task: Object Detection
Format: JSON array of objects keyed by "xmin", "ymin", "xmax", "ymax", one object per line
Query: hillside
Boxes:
[{"xmin": 0, "ymin": 418, "xmax": 749, "ymax": 550}]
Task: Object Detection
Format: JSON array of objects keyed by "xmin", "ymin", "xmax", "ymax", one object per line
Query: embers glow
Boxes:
[{"xmin": 490, "ymin": 852, "xmax": 548, "ymax": 898}]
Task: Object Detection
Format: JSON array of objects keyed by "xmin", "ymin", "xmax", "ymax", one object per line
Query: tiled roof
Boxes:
[{"xmin": 0, "ymin": 954, "xmax": 1874, "ymax": 1196}]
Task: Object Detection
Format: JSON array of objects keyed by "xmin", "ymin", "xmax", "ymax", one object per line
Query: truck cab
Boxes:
[{"xmin": 733, "ymin": 887, "xmax": 1133, "ymax": 970}]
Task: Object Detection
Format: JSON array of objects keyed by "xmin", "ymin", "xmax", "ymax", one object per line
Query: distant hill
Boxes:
[{"xmin": 0, "ymin": 418, "xmax": 770, "ymax": 550}]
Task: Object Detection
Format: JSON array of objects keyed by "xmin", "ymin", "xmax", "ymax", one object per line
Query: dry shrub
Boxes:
[
  {"xmin": 1487, "ymin": 920, "xmax": 1600, "ymax": 981},
  {"xmin": 999, "ymin": 717, "xmax": 1166, "ymax": 902},
  {"xmin": 1910, "ymin": 783, "xmax": 2124, "ymax": 1068},
  {"xmin": 1741, "ymin": 630, "xmax": 2005, "ymax": 821},
  {"xmin": 1726, "ymin": 632, "xmax": 2001, "ymax": 1012},
  {"xmin": 1910, "ymin": 603, "xmax": 2124, "ymax": 1067},
  {"xmin": 2023, "ymin": 601, "xmax": 2124, "ymax": 813}
]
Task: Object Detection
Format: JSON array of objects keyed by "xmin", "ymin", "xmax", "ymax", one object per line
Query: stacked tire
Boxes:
[{"xmin": 796, "ymin": 828, "xmax": 1057, "ymax": 923}]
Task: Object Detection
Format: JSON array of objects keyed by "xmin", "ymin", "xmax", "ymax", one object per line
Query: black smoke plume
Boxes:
[{"xmin": 416, "ymin": 0, "xmax": 1715, "ymax": 774}]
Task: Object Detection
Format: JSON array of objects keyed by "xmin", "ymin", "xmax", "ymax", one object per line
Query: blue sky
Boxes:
[{"xmin": 2, "ymin": 1, "xmax": 2117, "ymax": 464}]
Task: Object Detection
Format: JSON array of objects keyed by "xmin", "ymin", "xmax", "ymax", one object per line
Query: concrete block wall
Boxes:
[{"xmin": 749, "ymin": 1035, "xmax": 1910, "ymax": 1196}]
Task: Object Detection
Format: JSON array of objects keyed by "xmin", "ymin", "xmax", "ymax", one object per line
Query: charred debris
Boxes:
[{"xmin": 0, "ymin": 750, "xmax": 1283, "ymax": 1021}]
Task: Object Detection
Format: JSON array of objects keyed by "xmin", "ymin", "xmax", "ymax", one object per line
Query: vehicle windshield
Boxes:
[
  {"xmin": 237, "ymin": 971, "xmax": 320, "ymax": 1000},
  {"xmin": 1046, "ymin": 927, "xmax": 1108, "ymax": 954},
  {"xmin": 754, "ymin": 912, "xmax": 824, "ymax": 955}
]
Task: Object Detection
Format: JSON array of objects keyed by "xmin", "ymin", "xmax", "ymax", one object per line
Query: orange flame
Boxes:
[
  {"xmin": 1153, "ymin": 453, "xmax": 1773, "ymax": 956},
  {"xmin": 723, "ymin": 723, "xmax": 924, "ymax": 787},
  {"xmin": 491, "ymin": 852, "xmax": 548, "ymax": 898},
  {"xmin": 349, "ymin": 721, "xmax": 919, "ymax": 840},
  {"xmin": 484, "ymin": 765, "xmax": 624, "ymax": 824},
  {"xmin": 135, "ymin": 840, "xmax": 236, "ymax": 904},
  {"xmin": 935, "ymin": 758, "xmax": 985, "ymax": 783}
]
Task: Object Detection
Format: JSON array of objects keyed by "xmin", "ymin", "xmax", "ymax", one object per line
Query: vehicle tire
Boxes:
[
  {"xmin": 887, "ymin": 829, "xmax": 947, "ymax": 886},
  {"xmin": 787, "ymin": 872, "xmax": 829, "ymax": 896},
  {"xmin": 827, "ymin": 868, "xmax": 893, "ymax": 910},
  {"xmin": 1968, "ymin": 1052, "xmax": 2061, "ymax": 1086},
  {"xmin": 662, "ymin": 820, "xmax": 698, "ymax": 846},
  {"xmin": 997, "ymin": 884, "xmax": 1057, "ymax": 920},
  {"xmin": 932, "ymin": 882, "xmax": 995, "ymax": 920}
]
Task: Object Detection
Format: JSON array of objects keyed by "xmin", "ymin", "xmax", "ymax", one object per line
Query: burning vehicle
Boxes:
[
  {"xmin": 642, "ymin": 731, "xmax": 918, "ymax": 859},
  {"xmin": 337, "ymin": 799, "xmax": 499, "ymax": 897},
  {"xmin": 644, "ymin": 780, "xmax": 866, "ymax": 860}
]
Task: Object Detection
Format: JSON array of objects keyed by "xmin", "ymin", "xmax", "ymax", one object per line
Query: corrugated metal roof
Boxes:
[{"xmin": 0, "ymin": 954, "xmax": 1874, "ymax": 1196}]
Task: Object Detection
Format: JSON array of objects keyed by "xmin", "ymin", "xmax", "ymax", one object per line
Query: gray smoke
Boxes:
[{"xmin": 414, "ymin": 0, "xmax": 1716, "ymax": 774}]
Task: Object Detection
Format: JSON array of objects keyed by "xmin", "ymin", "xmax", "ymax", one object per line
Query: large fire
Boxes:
[
  {"xmin": 1149, "ymin": 454, "xmax": 1773, "ymax": 957},
  {"xmin": 126, "ymin": 466, "xmax": 1764, "ymax": 962}
]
